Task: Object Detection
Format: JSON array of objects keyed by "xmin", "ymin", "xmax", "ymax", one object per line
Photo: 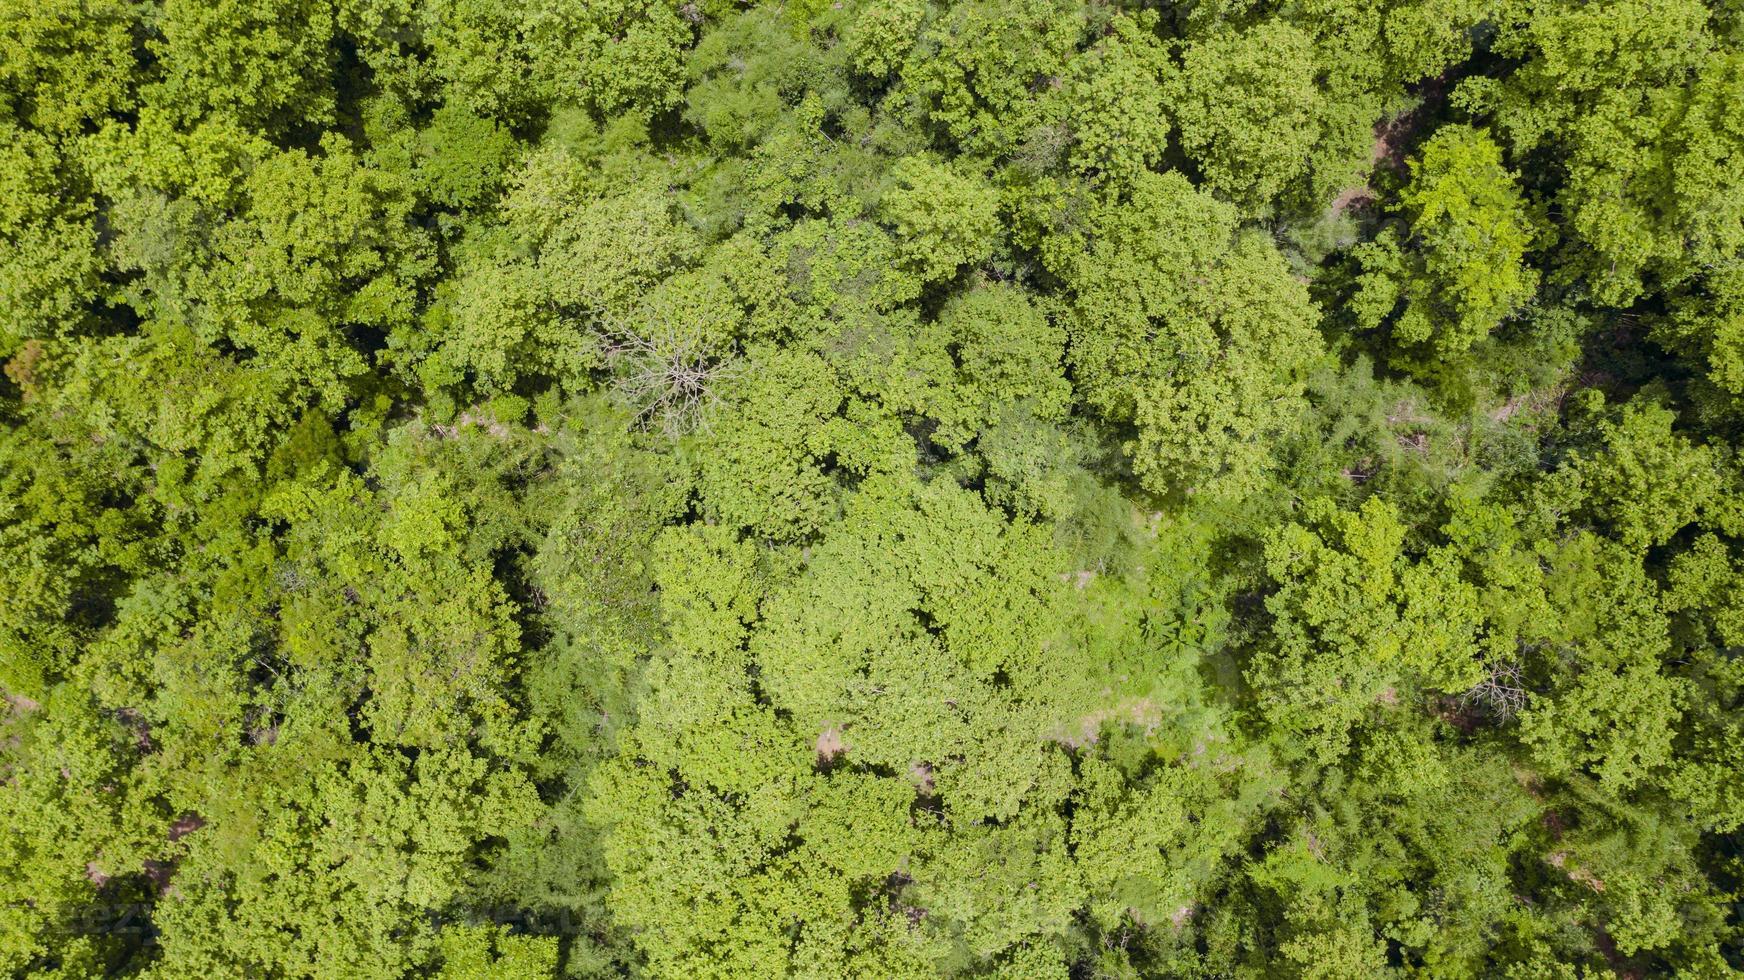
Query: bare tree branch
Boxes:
[
  {"xmin": 600, "ymin": 311, "xmax": 740, "ymax": 438},
  {"xmin": 1461, "ymin": 657, "xmax": 1527, "ymax": 722}
]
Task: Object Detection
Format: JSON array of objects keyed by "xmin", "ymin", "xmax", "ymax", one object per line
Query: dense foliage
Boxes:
[{"xmin": 3, "ymin": 0, "xmax": 1743, "ymax": 976}]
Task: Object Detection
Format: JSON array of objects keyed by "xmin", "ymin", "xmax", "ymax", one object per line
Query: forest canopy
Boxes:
[{"xmin": 3, "ymin": 0, "xmax": 1744, "ymax": 976}]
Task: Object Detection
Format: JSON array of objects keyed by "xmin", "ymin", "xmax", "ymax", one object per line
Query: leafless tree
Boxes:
[
  {"xmin": 601, "ymin": 313, "xmax": 738, "ymax": 438},
  {"xmin": 1461, "ymin": 657, "xmax": 1527, "ymax": 722}
]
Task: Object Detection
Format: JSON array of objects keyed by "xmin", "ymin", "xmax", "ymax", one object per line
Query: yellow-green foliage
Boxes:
[{"xmin": 3, "ymin": 0, "xmax": 1744, "ymax": 976}]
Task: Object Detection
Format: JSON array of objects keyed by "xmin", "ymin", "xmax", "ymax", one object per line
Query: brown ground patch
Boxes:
[
  {"xmin": 169, "ymin": 813, "xmax": 205, "ymax": 842},
  {"xmin": 814, "ymin": 725, "xmax": 847, "ymax": 769},
  {"xmin": 1053, "ymin": 697, "xmax": 1161, "ymax": 750},
  {"xmin": 1330, "ymin": 70, "xmax": 1457, "ymax": 217},
  {"xmin": 1332, "ymin": 183, "xmax": 1376, "ymax": 216},
  {"xmin": 1595, "ymin": 929, "xmax": 1644, "ymax": 979},
  {"xmin": 1489, "ymin": 383, "xmax": 1570, "ymax": 425},
  {"xmin": 909, "ymin": 761, "xmax": 935, "ymax": 795},
  {"xmin": 430, "ymin": 410, "xmax": 512, "ymax": 440},
  {"xmin": 3, "ymin": 692, "xmax": 41, "ymax": 715},
  {"xmin": 1542, "ymin": 810, "xmax": 1568, "ymax": 841},
  {"xmin": 1546, "ymin": 850, "xmax": 1606, "ymax": 892},
  {"xmin": 1329, "ymin": 121, "xmax": 1395, "ymax": 216},
  {"xmin": 1430, "ymin": 695, "xmax": 1482, "ymax": 735},
  {"xmin": 116, "ymin": 707, "xmax": 154, "ymax": 753}
]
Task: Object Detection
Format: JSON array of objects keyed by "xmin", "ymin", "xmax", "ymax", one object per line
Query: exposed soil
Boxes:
[
  {"xmin": 169, "ymin": 813, "xmax": 206, "ymax": 842},
  {"xmin": 3, "ymin": 691, "xmax": 41, "ymax": 715},
  {"xmin": 1053, "ymin": 696, "xmax": 1161, "ymax": 750},
  {"xmin": 909, "ymin": 761, "xmax": 935, "ymax": 795},
  {"xmin": 116, "ymin": 707, "xmax": 154, "ymax": 753},
  {"xmin": 1489, "ymin": 383, "xmax": 1570, "ymax": 424},
  {"xmin": 1331, "ymin": 70, "xmax": 1458, "ymax": 217},
  {"xmin": 429, "ymin": 410, "xmax": 512, "ymax": 440},
  {"xmin": 814, "ymin": 725, "xmax": 847, "ymax": 769},
  {"xmin": 1057, "ymin": 570, "xmax": 1096, "ymax": 589}
]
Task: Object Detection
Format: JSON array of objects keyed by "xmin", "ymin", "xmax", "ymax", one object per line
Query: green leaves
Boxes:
[
  {"xmin": 904, "ymin": 0, "xmax": 1083, "ymax": 158},
  {"xmin": 411, "ymin": 0, "xmax": 692, "ymax": 124},
  {"xmin": 0, "ymin": 0, "xmax": 140, "ymax": 137},
  {"xmin": 5, "ymin": 0, "xmax": 1744, "ymax": 975},
  {"xmin": 149, "ymin": 0, "xmax": 338, "ymax": 132},
  {"xmin": 1483, "ymin": 0, "xmax": 1740, "ymax": 304},
  {"xmin": 1355, "ymin": 125, "xmax": 1539, "ymax": 369},
  {"xmin": 1551, "ymin": 399, "xmax": 1724, "ymax": 551},
  {"xmin": 0, "ymin": 128, "xmax": 102, "ymax": 352},
  {"xmin": 587, "ymin": 469, "xmax": 1256, "ymax": 974},
  {"xmin": 1170, "ymin": 22, "xmax": 1323, "ymax": 214},
  {"xmin": 881, "ymin": 156, "xmax": 1001, "ymax": 283},
  {"xmin": 150, "ymin": 746, "xmax": 540, "ymax": 978},
  {"xmin": 1062, "ymin": 14, "xmax": 1171, "ymax": 188},
  {"xmin": 1060, "ymin": 172, "xmax": 1324, "ymax": 499}
]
